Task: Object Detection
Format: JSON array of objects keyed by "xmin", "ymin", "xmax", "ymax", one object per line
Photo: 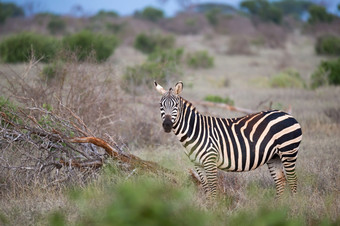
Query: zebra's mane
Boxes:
[{"xmin": 179, "ymin": 96, "xmax": 198, "ymax": 113}]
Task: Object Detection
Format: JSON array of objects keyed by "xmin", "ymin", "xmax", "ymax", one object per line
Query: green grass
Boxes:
[
  {"xmin": 54, "ymin": 176, "xmax": 208, "ymax": 226},
  {"xmin": 42, "ymin": 160, "xmax": 339, "ymax": 226},
  {"xmin": 186, "ymin": 50, "xmax": 214, "ymax": 69},
  {"xmin": 204, "ymin": 95, "xmax": 234, "ymax": 105},
  {"xmin": 269, "ymin": 69, "xmax": 306, "ymax": 88},
  {"xmin": 1, "ymin": 20, "xmax": 340, "ymax": 226}
]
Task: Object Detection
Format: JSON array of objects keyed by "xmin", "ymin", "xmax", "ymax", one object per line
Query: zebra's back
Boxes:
[{"xmin": 214, "ymin": 110, "xmax": 302, "ymax": 172}]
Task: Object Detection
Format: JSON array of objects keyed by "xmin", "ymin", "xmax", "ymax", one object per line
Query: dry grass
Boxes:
[{"xmin": 0, "ymin": 17, "xmax": 340, "ymax": 225}]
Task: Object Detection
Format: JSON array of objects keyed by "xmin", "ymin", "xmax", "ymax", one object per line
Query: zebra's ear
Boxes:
[
  {"xmin": 154, "ymin": 81, "xmax": 166, "ymax": 95},
  {"xmin": 174, "ymin": 81, "xmax": 183, "ymax": 95}
]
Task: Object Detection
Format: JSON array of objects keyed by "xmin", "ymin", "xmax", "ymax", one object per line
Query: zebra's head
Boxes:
[{"xmin": 154, "ymin": 81, "xmax": 183, "ymax": 133}]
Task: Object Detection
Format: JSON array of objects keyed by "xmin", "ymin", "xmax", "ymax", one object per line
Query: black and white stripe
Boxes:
[{"xmin": 155, "ymin": 81, "xmax": 302, "ymax": 198}]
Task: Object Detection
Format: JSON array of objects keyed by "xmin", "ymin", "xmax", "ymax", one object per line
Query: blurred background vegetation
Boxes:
[{"xmin": 0, "ymin": 0, "xmax": 340, "ymax": 225}]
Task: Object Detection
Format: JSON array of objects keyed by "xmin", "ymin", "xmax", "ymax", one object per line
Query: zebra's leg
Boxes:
[
  {"xmin": 267, "ymin": 155, "xmax": 287, "ymax": 199},
  {"xmin": 203, "ymin": 154, "xmax": 218, "ymax": 199},
  {"xmin": 280, "ymin": 148, "xmax": 298, "ymax": 194},
  {"xmin": 194, "ymin": 165, "xmax": 209, "ymax": 194}
]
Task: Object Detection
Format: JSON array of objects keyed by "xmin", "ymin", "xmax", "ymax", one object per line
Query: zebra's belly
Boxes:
[{"xmin": 216, "ymin": 145, "xmax": 277, "ymax": 172}]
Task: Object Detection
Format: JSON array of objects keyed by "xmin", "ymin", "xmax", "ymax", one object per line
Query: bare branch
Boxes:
[{"xmin": 192, "ymin": 101, "xmax": 257, "ymax": 115}]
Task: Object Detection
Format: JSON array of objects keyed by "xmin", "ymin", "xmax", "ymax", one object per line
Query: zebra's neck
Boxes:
[{"xmin": 173, "ymin": 97, "xmax": 206, "ymax": 155}]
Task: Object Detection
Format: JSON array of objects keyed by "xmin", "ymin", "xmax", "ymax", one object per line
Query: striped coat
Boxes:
[{"xmin": 155, "ymin": 81, "xmax": 302, "ymax": 198}]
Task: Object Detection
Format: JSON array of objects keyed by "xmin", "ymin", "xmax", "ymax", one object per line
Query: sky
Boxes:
[
  {"xmin": 1, "ymin": 0, "xmax": 339, "ymax": 17},
  {"xmin": 0, "ymin": 0, "xmax": 243, "ymax": 17}
]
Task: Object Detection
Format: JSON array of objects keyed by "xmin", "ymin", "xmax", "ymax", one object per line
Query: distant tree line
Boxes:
[
  {"xmin": 0, "ymin": 2, "xmax": 24, "ymax": 23},
  {"xmin": 240, "ymin": 0, "xmax": 338, "ymax": 24},
  {"xmin": 1, "ymin": 1, "xmax": 339, "ymax": 26}
]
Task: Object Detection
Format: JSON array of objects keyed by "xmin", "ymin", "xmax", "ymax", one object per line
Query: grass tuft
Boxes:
[{"xmin": 269, "ymin": 69, "xmax": 306, "ymax": 88}]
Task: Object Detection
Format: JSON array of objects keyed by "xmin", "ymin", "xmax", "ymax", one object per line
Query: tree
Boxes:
[
  {"xmin": 240, "ymin": 0, "xmax": 282, "ymax": 24},
  {"xmin": 273, "ymin": 0, "xmax": 312, "ymax": 19},
  {"xmin": 308, "ymin": 4, "xmax": 334, "ymax": 24},
  {"xmin": 134, "ymin": 6, "xmax": 164, "ymax": 22},
  {"xmin": 0, "ymin": 2, "xmax": 24, "ymax": 24}
]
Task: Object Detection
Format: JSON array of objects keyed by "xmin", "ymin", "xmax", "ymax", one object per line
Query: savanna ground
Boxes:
[{"xmin": 0, "ymin": 14, "xmax": 340, "ymax": 226}]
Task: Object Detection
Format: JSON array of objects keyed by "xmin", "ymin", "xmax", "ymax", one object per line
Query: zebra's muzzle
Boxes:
[{"xmin": 162, "ymin": 116, "xmax": 173, "ymax": 133}]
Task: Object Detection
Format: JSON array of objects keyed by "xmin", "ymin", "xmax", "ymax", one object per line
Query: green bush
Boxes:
[
  {"xmin": 0, "ymin": 2, "xmax": 24, "ymax": 24},
  {"xmin": 269, "ymin": 69, "xmax": 306, "ymax": 88},
  {"xmin": 41, "ymin": 61, "xmax": 64, "ymax": 83},
  {"xmin": 204, "ymin": 95, "xmax": 234, "ymax": 106},
  {"xmin": 123, "ymin": 62, "xmax": 167, "ymax": 88},
  {"xmin": 148, "ymin": 48, "xmax": 183, "ymax": 64},
  {"xmin": 62, "ymin": 31, "xmax": 118, "ymax": 62},
  {"xmin": 205, "ymin": 8, "xmax": 221, "ymax": 25},
  {"xmin": 91, "ymin": 10, "xmax": 119, "ymax": 20},
  {"xmin": 228, "ymin": 206, "xmax": 302, "ymax": 226},
  {"xmin": 311, "ymin": 58, "xmax": 340, "ymax": 89},
  {"xmin": 106, "ymin": 22, "xmax": 125, "ymax": 33},
  {"xmin": 315, "ymin": 35, "xmax": 340, "ymax": 56},
  {"xmin": 47, "ymin": 17, "xmax": 66, "ymax": 34},
  {"xmin": 50, "ymin": 178, "xmax": 209, "ymax": 226},
  {"xmin": 186, "ymin": 50, "xmax": 214, "ymax": 69},
  {"xmin": 308, "ymin": 5, "xmax": 334, "ymax": 24},
  {"xmin": 0, "ymin": 97, "xmax": 21, "ymax": 126},
  {"xmin": 123, "ymin": 48, "xmax": 183, "ymax": 93},
  {"xmin": 240, "ymin": 0, "xmax": 283, "ymax": 24},
  {"xmin": 134, "ymin": 6, "xmax": 164, "ymax": 22},
  {"xmin": 134, "ymin": 33, "xmax": 175, "ymax": 54},
  {"xmin": 0, "ymin": 32, "xmax": 58, "ymax": 63}
]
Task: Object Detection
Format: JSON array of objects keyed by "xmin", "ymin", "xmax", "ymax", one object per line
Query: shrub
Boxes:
[
  {"xmin": 91, "ymin": 10, "xmax": 119, "ymax": 19},
  {"xmin": 308, "ymin": 5, "xmax": 334, "ymax": 24},
  {"xmin": 0, "ymin": 2, "xmax": 24, "ymax": 24},
  {"xmin": 228, "ymin": 37, "xmax": 253, "ymax": 55},
  {"xmin": 269, "ymin": 69, "xmax": 306, "ymax": 88},
  {"xmin": 106, "ymin": 22, "xmax": 125, "ymax": 33},
  {"xmin": 0, "ymin": 97, "xmax": 21, "ymax": 125},
  {"xmin": 148, "ymin": 48, "xmax": 184, "ymax": 64},
  {"xmin": 205, "ymin": 8, "xmax": 221, "ymax": 25},
  {"xmin": 47, "ymin": 17, "xmax": 66, "ymax": 34},
  {"xmin": 62, "ymin": 30, "xmax": 118, "ymax": 62},
  {"xmin": 123, "ymin": 49, "xmax": 182, "ymax": 94},
  {"xmin": 311, "ymin": 58, "xmax": 340, "ymax": 88},
  {"xmin": 123, "ymin": 48, "xmax": 183, "ymax": 94},
  {"xmin": 315, "ymin": 35, "xmax": 340, "ymax": 56},
  {"xmin": 310, "ymin": 64, "xmax": 330, "ymax": 89},
  {"xmin": 135, "ymin": 6, "xmax": 164, "ymax": 22},
  {"xmin": 123, "ymin": 62, "xmax": 167, "ymax": 90},
  {"xmin": 240, "ymin": 0, "xmax": 283, "ymax": 24},
  {"xmin": 41, "ymin": 61, "xmax": 64, "ymax": 83},
  {"xmin": 58, "ymin": 178, "xmax": 209, "ymax": 226},
  {"xmin": 204, "ymin": 95, "xmax": 234, "ymax": 106},
  {"xmin": 0, "ymin": 32, "xmax": 58, "ymax": 63},
  {"xmin": 228, "ymin": 206, "xmax": 302, "ymax": 226},
  {"xmin": 186, "ymin": 50, "xmax": 214, "ymax": 69},
  {"xmin": 134, "ymin": 33, "xmax": 175, "ymax": 54}
]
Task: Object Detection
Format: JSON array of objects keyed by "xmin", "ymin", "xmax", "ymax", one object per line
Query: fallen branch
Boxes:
[
  {"xmin": 68, "ymin": 136, "xmax": 176, "ymax": 179},
  {"xmin": 192, "ymin": 101, "xmax": 256, "ymax": 115},
  {"xmin": 189, "ymin": 168, "xmax": 201, "ymax": 186}
]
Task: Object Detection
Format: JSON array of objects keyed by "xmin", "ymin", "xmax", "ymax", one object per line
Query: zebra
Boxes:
[{"xmin": 154, "ymin": 81, "xmax": 302, "ymax": 199}]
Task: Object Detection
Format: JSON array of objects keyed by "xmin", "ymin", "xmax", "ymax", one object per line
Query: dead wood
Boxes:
[
  {"xmin": 192, "ymin": 101, "xmax": 256, "ymax": 115},
  {"xmin": 189, "ymin": 168, "xmax": 201, "ymax": 186},
  {"xmin": 0, "ymin": 102, "xmax": 177, "ymax": 190},
  {"xmin": 67, "ymin": 136, "xmax": 176, "ymax": 178}
]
